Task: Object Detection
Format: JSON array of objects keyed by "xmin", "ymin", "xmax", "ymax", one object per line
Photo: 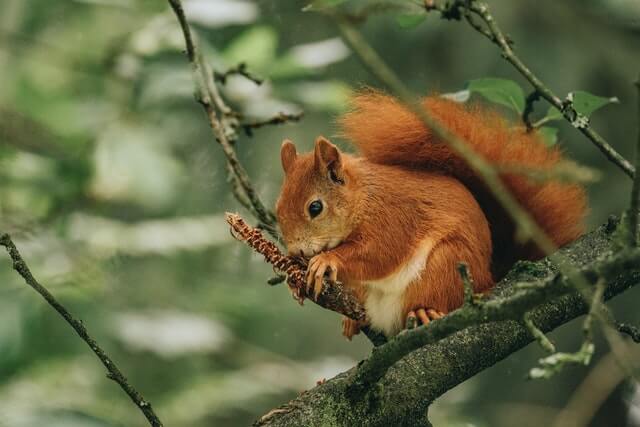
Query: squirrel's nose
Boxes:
[{"xmin": 286, "ymin": 244, "xmax": 300, "ymax": 257}]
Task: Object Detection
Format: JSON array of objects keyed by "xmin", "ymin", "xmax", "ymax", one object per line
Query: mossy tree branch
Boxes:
[{"xmin": 256, "ymin": 220, "xmax": 640, "ymax": 426}]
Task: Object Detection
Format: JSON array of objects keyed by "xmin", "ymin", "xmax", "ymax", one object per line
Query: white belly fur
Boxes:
[{"xmin": 364, "ymin": 240, "xmax": 434, "ymax": 336}]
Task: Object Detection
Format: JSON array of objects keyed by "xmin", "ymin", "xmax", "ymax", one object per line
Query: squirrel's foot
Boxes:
[
  {"xmin": 341, "ymin": 316, "xmax": 364, "ymax": 340},
  {"xmin": 306, "ymin": 252, "xmax": 340, "ymax": 299},
  {"xmin": 405, "ymin": 308, "xmax": 444, "ymax": 329}
]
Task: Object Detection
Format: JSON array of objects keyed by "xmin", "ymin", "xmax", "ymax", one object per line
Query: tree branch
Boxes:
[
  {"xmin": 347, "ymin": 235, "xmax": 637, "ymax": 395},
  {"xmin": 226, "ymin": 213, "xmax": 387, "ymax": 345},
  {"xmin": 256, "ymin": 219, "xmax": 640, "ymax": 426},
  {"xmin": 241, "ymin": 112, "xmax": 304, "ymax": 137},
  {"xmin": 0, "ymin": 234, "xmax": 164, "ymax": 427},
  {"xmin": 628, "ymin": 74, "xmax": 640, "ymax": 244},
  {"xmin": 214, "ymin": 62, "xmax": 263, "ymax": 86},
  {"xmin": 167, "ymin": 0, "xmax": 291, "ymax": 239},
  {"xmin": 427, "ymin": 0, "xmax": 635, "ymax": 178}
]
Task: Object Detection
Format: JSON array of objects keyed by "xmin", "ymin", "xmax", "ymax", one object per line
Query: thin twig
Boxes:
[
  {"xmin": 241, "ymin": 112, "xmax": 304, "ymax": 137},
  {"xmin": 0, "ymin": 234, "xmax": 163, "ymax": 427},
  {"xmin": 225, "ymin": 213, "xmax": 387, "ymax": 345},
  {"xmin": 167, "ymin": 0, "xmax": 278, "ymax": 238},
  {"xmin": 628, "ymin": 74, "xmax": 640, "ymax": 245},
  {"xmin": 225, "ymin": 213, "xmax": 367, "ymax": 321},
  {"xmin": 214, "ymin": 62, "xmax": 263, "ymax": 85},
  {"xmin": 523, "ymin": 312, "xmax": 556, "ymax": 354},
  {"xmin": 426, "ymin": 0, "xmax": 635, "ymax": 178},
  {"xmin": 457, "ymin": 263, "xmax": 477, "ymax": 306},
  {"xmin": 167, "ymin": 0, "xmax": 387, "ymax": 345},
  {"xmin": 522, "ymin": 90, "xmax": 541, "ymax": 131}
]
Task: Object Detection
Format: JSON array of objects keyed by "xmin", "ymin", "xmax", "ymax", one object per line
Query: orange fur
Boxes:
[
  {"xmin": 339, "ymin": 91, "xmax": 587, "ymax": 273},
  {"xmin": 276, "ymin": 92, "xmax": 587, "ymax": 337}
]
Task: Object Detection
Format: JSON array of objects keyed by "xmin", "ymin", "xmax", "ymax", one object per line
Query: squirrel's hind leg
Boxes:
[
  {"xmin": 402, "ymin": 238, "xmax": 493, "ymax": 330},
  {"xmin": 406, "ymin": 308, "xmax": 444, "ymax": 329},
  {"xmin": 342, "ymin": 317, "xmax": 364, "ymax": 340}
]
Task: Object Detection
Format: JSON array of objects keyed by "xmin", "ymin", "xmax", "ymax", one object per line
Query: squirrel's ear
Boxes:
[
  {"xmin": 281, "ymin": 140, "xmax": 297, "ymax": 174},
  {"xmin": 314, "ymin": 136, "xmax": 344, "ymax": 184}
]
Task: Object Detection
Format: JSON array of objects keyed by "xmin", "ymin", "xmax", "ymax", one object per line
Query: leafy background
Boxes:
[{"xmin": 1, "ymin": 0, "xmax": 640, "ymax": 426}]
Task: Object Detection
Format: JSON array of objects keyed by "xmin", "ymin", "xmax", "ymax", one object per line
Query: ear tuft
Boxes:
[
  {"xmin": 281, "ymin": 140, "xmax": 297, "ymax": 174},
  {"xmin": 314, "ymin": 136, "xmax": 340, "ymax": 166},
  {"xmin": 314, "ymin": 136, "xmax": 344, "ymax": 184}
]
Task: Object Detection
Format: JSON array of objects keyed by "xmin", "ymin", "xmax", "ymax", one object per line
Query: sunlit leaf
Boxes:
[
  {"xmin": 286, "ymin": 80, "xmax": 352, "ymax": 112},
  {"xmin": 288, "ymin": 38, "xmax": 349, "ymax": 68},
  {"xmin": 466, "ymin": 78, "xmax": 525, "ymax": 113},
  {"xmin": 223, "ymin": 26, "xmax": 278, "ymax": 72}
]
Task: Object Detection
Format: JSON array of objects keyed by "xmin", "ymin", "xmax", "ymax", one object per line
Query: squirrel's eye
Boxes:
[{"xmin": 308, "ymin": 200, "xmax": 323, "ymax": 218}]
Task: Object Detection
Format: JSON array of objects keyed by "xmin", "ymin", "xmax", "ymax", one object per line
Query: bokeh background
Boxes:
[{"xmin": 1, "ymin": 1, "xmax": 640, "ymax": 426}]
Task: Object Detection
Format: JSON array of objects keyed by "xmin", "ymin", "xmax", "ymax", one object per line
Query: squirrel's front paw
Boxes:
[{"xmin": 306, "ymin": 252, "xmax": 340, "ymax": 299}]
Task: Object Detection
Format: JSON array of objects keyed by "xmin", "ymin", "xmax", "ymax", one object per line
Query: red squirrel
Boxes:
[{"xmin": 275, "ymin": 91, "xmax": 587, "ymax": 338}]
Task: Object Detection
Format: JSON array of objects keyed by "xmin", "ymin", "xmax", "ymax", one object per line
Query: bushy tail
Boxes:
[{"xmin": 339, "ymin": 91, "xmax": 587, "ymax": 273}]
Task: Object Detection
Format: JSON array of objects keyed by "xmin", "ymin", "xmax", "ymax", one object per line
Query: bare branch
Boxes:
[
  {"xmin": 0, "ymin": 234, "xmax": 163, "ymax": 427},
  {"xmin": 522, "ymin": 90, "xmax": 541, "ymax": 131},
  {"xmin": 628, "ymin": 74, "xmax": 640, "ymax": 245},
  {"xmin": 214, "ymin": 62, "xmax": 263, "ymax": 86},
  {"xmin": 523, "ymin": 312, "xmax": 556, "ymax": 354},
  {"xmin": 225, "ymin": 213, "xmax": 388, "ymax": 345},
  {"xmin": 167, "ymin": 0, "xmax": 281, "ymax": 239},
  {"xmin": 225, "ymin": 213, "xmax": 367, "ymax": 321},
  {"xmin": 241, "ymin": 112, "xmax": 304, "ymax": 137}
]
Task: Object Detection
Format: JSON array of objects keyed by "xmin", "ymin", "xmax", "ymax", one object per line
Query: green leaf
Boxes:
[
  {"xmin": 466, "ymin": 78, "xmax": 526, "ymax": 113},
  {"xmin": 537, "ymin": 126, "xmax": 559, "ymax": 146},
  {"xmin": 396, "ymin": 13, "xmax": 426, "ymax": 29},
  {"xmin": 223, "ymin": 26, "xmax": 278, "ymax": 72},
  {"xmin": 543, "ymin": 91, "xmax": 619, "ymax": 123}
]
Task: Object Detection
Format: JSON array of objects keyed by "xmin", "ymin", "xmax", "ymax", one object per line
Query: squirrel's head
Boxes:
[{"xmin": 276, "ymin": 136, "xmax": 357, "ymax": 258}]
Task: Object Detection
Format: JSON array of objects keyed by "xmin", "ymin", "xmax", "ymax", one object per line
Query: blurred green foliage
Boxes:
[{"xmin": 1, "ymin": 1, "xmax": 640, "ymax": 426}]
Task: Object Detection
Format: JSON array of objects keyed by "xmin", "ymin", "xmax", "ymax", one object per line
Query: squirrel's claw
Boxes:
[
  {"xmin": 406, "ymin": 307, "xmax": 444, "ymax": 329},
  {"xmin": 306, "ymin": 253, "xmax": 339, "ymax": 299}
]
